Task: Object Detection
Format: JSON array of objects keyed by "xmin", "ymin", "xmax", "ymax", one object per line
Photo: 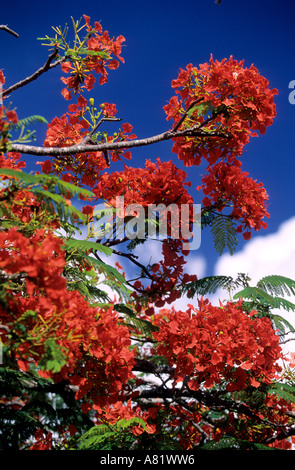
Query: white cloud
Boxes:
[
  {"xmin": 214, "ymin": 216, "xmax": 295, "ymax": 283},
  {"xmin": 185, "ymin": 254, "xmax": 207, "ymax": 279},
  {"xmin": 213, "ymin": 216, "xmax": 295, "ymax": 355}
]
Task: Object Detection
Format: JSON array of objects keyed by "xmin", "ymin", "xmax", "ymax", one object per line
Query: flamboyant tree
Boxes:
[{"xmin": 1, "ymin": 16, "xmax": 295, "ymax": 451}]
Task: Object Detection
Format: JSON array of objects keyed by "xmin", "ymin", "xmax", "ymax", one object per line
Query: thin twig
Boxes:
[
  {"xmin": 172, "ymin": 97, "xmax": 205, "ymax": 132},
  {"xmin": 3, "ymin": 47, "xmax": 65, "ymax": 97},
  {"xmin": 103, "ymin": 149, "xmax": 110, "ymax": 167},
  {"xmin": 80, "ymin": 116, "xmax": 122, "ymax": 144},
  {"xmin": 110, "ymin": 248, "xmax": 153, "ymax": 279},
  {"xmin": 0, "ymin": 25, "xmax": 19, "ymax": 38},
  {"xmin": 80, "ymin": 116, "xmax": 122, "ymax": 167}
]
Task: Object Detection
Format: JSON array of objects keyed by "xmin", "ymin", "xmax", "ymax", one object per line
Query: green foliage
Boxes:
[
  {"xmin": 78, "ymin": 417, "xmax": 148, "ymax": 450},
  {"xmin": 199, "ymin": 436, "xmax": 275, "ymax": 450},
  {"xmin": 181, "ymin": 272, "xmax": 295, "ymax": 337},
  {"xmin": 114, "ymin": 303, "xmax": 159, "ymax": 336},
  {"xmin": 39, "ymin": 339, "xmax": 67, "ymax": 373},
  {"xmin": 182, "ymin": 275, "xmax": 234, "ymax": 298},
  {"xmin": 0, "ymin": 169, "xmax": 93, "ymax": 226},
  {"xmin": 268, "ymin": 382, "xmax": 295, "ymax": 405},
  {"xmin": 0, "ymin": 366, "xmax": 93, "ymax": 449},
  {"xmin": 0, "ymin": 367, "xmax": 48, "ymax": 449},
  {"xmin": 210, "ymin": 214, "xmax": 238, "ymax": 255},
  {"xmin": 9, "ymin": 115, "xmax": 48, "ymax": 131},
  {"xmin": 257, "ymin": 275, "xmax": 295, "ymax": 297},
  {"xmin": 64, "ymin": 237, "xmax": 112, "ymax": 257},
  {"xmin": 233, "ymin": 274, "xmax": 295, "ymax": 333},
  {"xmin": 0, "ymin": 169, "xmax": 93, "ymax": 200},
  {"xmin": 63, "ymin": 240, "xmax": 131, "ymax": 303}
]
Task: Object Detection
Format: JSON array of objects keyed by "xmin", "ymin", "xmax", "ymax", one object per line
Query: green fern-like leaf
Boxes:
[
  {"xmin": 9, "ymin": 115, "xmax": 48, "ymax": 131},
  {"xmin": 210, "ymin": 214, "xmax": 238, "ymax": 255},
  {"xmin": 0, "ymin": 169, "xmax": 94, "ymax": 200},
  {"xmin": 33, "ymin": 188, "xmax": 87, "ymax": 224},
  {"xmin": 233, "ymin": 286, "xmax": 274, "ymax": 303},
  {"xmin": 114, "ymin": 303, "xmax": 159, "ymax": 335},
  {"xmin": 257, "ymin": 275, "xmax": 295, "ymax": 297},
  {"xmin": 234, "ymin": 285, "xmax": 295, "ymax": 313},
  {"xmin": 81, "ymin": 254, "xmax": 131, "ymax": 301},
  {"xmin": 182, "ymin": 275, "xmax": 233, "ymax": 298},
  {"xmin": 271, "ymin": 297, "xmax": 295, "ymax": 313},
  {"xmin": 0, "ymin": 168, "xmax": 42, "ymax": 184},
  {"xmin": 64, "ymin": 238, "xmax": 112, "ymax": 257},
  {"xmin": 268, "ymin": 382, "xmax": 295, "ymax": 404},
  {"xmin": 233, "ymin": 279, "xmax": 295, "ymax": 333},
  {"xmin": 270, "ymin": 313, "xmax": 294, "ymax": 334},
  {"xmin": 78, "ymin": 417, "xmax": 147, "ymax": 450},
  {"xmin": 200, "ymin": 436, "xmax": 274, "ymax": 450}
]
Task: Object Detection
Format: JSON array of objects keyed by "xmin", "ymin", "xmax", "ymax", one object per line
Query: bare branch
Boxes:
[
  {"xmin": 0, "ymin": 25, "xmax": 19, "ymax": 38},
  {"xmin": 3, "ymin": 47, "xmax": 65, "ymax": 97},
  {"xmin": 108, "ymin": 248, "xmax": 154, "ymax": 280},
  {"xmin": 80, "ymin": 116, "xmax": 122, "ymax": 145},
  {"xmin": 9, "ymin": 124, "xmax": 231, "ymax": 156}
]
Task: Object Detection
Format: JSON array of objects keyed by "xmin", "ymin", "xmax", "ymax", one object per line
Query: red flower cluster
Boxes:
[
  {"xmin": 93, "ymin": 399, "xmax": 156, "ymax": 436},
  {"xmin": 94, "ymin": 157, "xmax": 193, "ymax": 208},
  {"xmin": 164, "ymin": 55, "xmax": 278, "ymax": 166},
  {"xmin": 153, "ymin": 299, "xmax": 282, "ymax": 391},
  {"xmin": 60, "ymin": 15, "xmax": 125, "ymax": 99},
  {"xmin": 0, "ymin": 73, "xmax": 19, "ymax": 148},
  {"xmin": 30, "ymin": 429, "xmax": 53, "ymax": 450},
  {"xmin": 68, "ymin": 306, "xmax": 135, "ymax": 408},
  {"xmin": 0, "ymin": 151, "xmax": 26, "ymax": 171},
  {"xmin": 43, "ymin": 97, "xmax": 135, "ymax": 187},
  {"xmin": 0, "ymin": 228, "xmax": 66, "ymax": 298},
  {"xmin": 1, "ymin": 20, "xmax": 290, "ymax": 447},
  {"xmin": 44, "ymin": 98, "xmax": 89, "ymax": 148},
  {"xmin": 197, "ymin": 161, "xmax": 270, "ymax": 239},
  {"xmin": 95, "ymin": 158, "xmax": 197, "ymax": 302},
  {"xmin": 164, "ymin": 55, "xmax": 277, "ymax": 239},
  {"xmin": 0, "ymin": 105, "xmax": 20, "ymax": 159},
  {"xmin": 0, "ymin": 228, "xmax": 135, "ymax": 407},
  {"xmin": 134, "ymin": 239, "xmax": 197, "ymax": 307}
]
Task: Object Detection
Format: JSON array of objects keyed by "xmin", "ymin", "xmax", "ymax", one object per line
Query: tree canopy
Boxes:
[{"xmin": 1, "ymin": 15, "xmax": 295, "ymax": 451}]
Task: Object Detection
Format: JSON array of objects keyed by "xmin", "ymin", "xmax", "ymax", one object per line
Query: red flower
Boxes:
[
  {"xmin": 6, "ymin": 110, "xmax": 18, "ymax": 123},
  {"xmin": 0, "ymin": 70, "xmax": 5, "ymax": 84},
  {"xmin": 82, "ymin": 205, "xmax": 94, "ymax": 217},
  {"xmin": 30, "ymin": 429, "xmax": 52, "ymax": 450},
  {"xmin": 197, "ymin": 161, "xmax": 269, "ymax": 239},
  {"xmin": 153, "ymin": 299, "xmax": 282, "ymax": 392},
  {"xmin": 164, "ymin": 55, "xmax": 278, "ymax": 168},
  {"xmin": 59, "ymin": 16, "xmax": 126, "ymax": 99}
]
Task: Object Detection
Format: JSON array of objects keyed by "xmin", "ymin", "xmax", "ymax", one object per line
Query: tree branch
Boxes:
[
  {"xmin": 9, "ymin": 125, "xmax": 231, "ymax": 156},
  {"xmin": 107, "ymin": 248, "xmax": 154, "ymax": 280},
  {"xmin": 80, "ymin": 116, "xmax": 122, "ymax": 145},
  {"xmin": 0, "ymin": 25, "xmax": 19, "ymax": 38},
  {"xmin": 3, "ymin": 47, "xmax": 65, "ymax": 97},
  {"xmin": 134, "ymin": 358, "xmax": 175, "ymax": 376},
  {"xmin": 172, "ymin": 98, "xmax": 205, "ymax": 132}
]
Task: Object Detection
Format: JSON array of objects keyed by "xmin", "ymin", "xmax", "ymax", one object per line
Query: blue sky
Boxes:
[{"xmin": 1, "ymin": 0, "xmax": 295, "ymax": 282}]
